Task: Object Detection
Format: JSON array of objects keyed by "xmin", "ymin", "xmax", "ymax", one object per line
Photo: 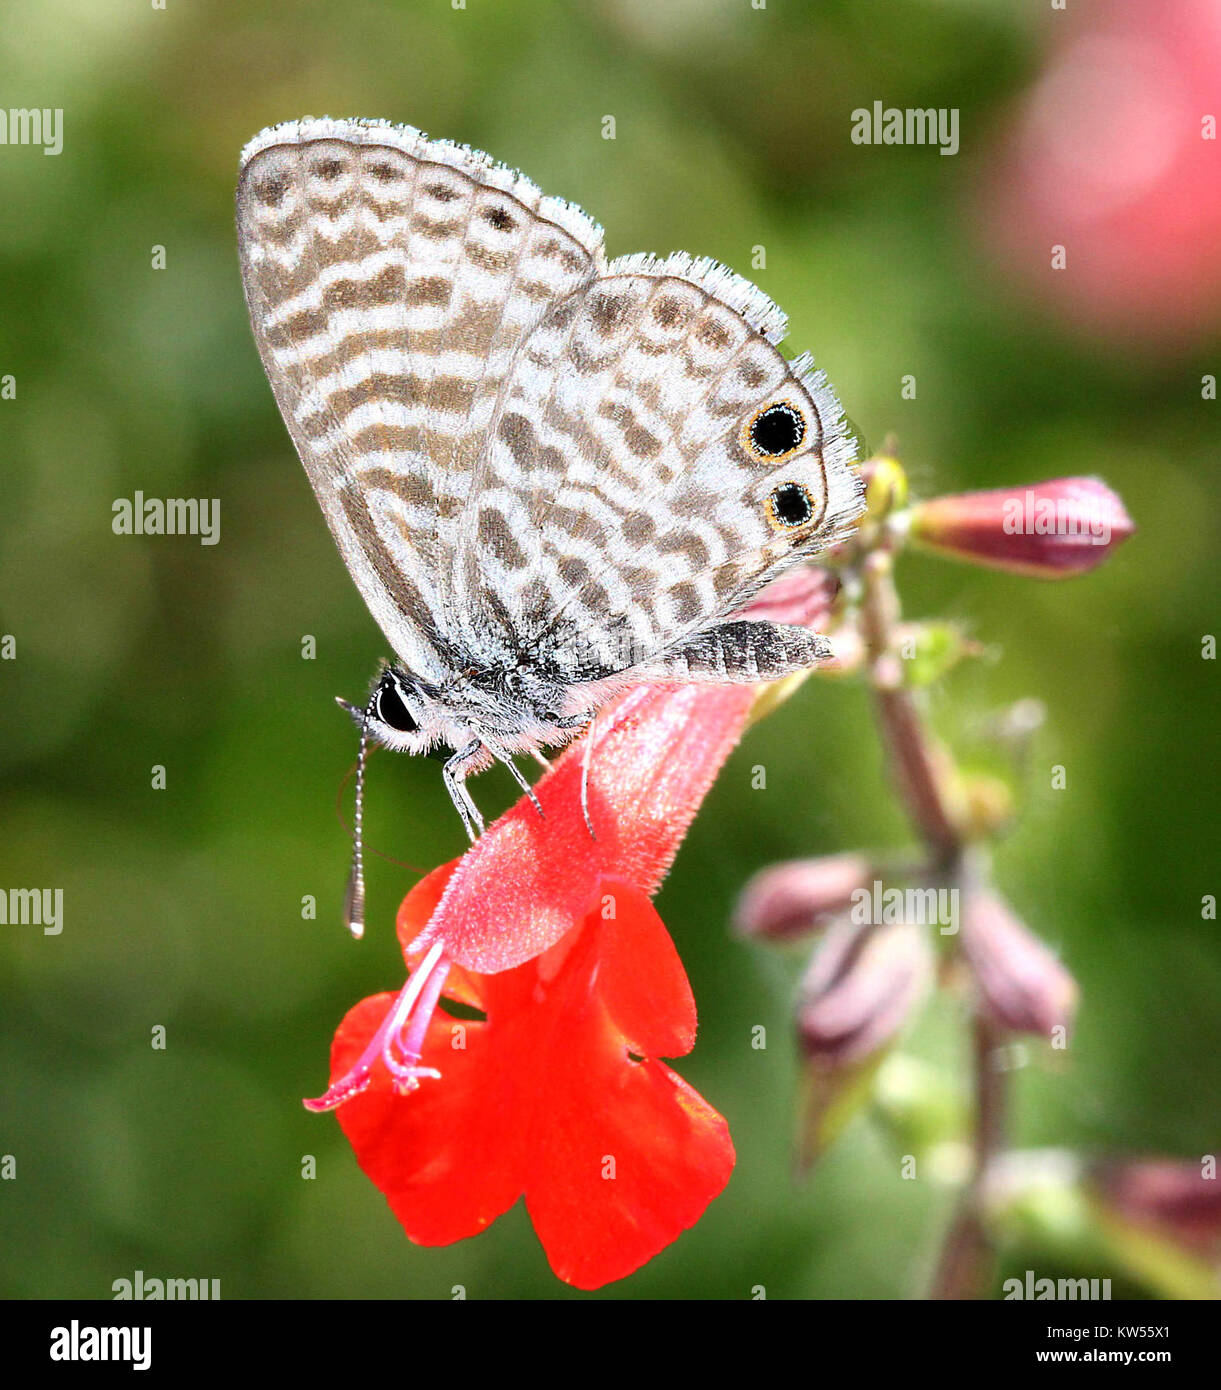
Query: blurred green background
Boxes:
[{"xmin": 1, "ymin": 0, "xmax": 1217, "ymax": 1299}]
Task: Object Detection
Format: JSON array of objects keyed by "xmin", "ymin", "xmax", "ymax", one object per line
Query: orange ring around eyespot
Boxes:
[
  {"xmin": 742, "ymin": 401, "xmax": 807, "ymax": 464},
  {"xmin": 765, "ymin": 481, "xmax": 816, "ymax": 532}
]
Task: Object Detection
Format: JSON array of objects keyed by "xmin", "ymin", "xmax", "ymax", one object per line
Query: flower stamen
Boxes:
[{"xmin": 304, "ymin": 941, "xmax": 450, "ymax": 1112}]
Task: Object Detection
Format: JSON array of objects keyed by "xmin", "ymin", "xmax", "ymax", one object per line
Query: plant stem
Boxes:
[
  {"xmin": 858, "ymin": 551, "xmax": 960, "ymax": 866},
  {"xmin": 857, "ymin": 541, "xmax": 1006, "ymax": 1298},
  {"xmin": 972, "ymin": 1014, "xmax": 1008, "ymax": 1177}
]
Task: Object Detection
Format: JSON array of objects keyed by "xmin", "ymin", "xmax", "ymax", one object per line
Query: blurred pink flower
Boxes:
[
  {"xmin": 977, "ymin": 0, "xmax": 1221, "ymax": 348},
  {"xmin": 797, "ymin": 919, "xmax": 933, "ymax": 1066},
  {"xmin": 1089, "ymin": 1157, "xmax": 1221, "ymax": 1252}
]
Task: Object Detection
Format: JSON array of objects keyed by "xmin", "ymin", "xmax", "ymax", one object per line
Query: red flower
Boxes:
[
  {"xmin": 303, "ymin": 567, "xmax": 840, "ymax": 1285},
  {"xmin": 307, "ymin": 680, "xmax": 762, "ymax": 1288},
  {"xmin": 327, "ymin": 866, "xmax": 732, "ymax": 1289}
]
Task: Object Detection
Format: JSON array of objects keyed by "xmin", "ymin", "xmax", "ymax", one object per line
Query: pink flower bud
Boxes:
[
  {"xmin": 797, "ymin": 919, "xmax": 932, "ymax": 1066},
  {"xmin": 1088, "ymin": 1158, "xmax": 1221, "ymax": 1251},
  {"xmin": 734, "ymin": 854, "xmax": 875, "ymax": 942},
  {"xmin": 961, "ymin": 890, "xmax": 1078, "ymax": 1038},
  {"xmin": 908, "ymin": 477, "xmax": 1134, "ymax": 578},
  {"xmin": 860, "ymin": 455, "xmax": 909, "ymax": 521}
]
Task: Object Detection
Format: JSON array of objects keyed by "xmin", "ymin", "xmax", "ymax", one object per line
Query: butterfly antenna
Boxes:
[{"xmin": 343, "ymin": 698, "xmax": 375, "ymax": 940}]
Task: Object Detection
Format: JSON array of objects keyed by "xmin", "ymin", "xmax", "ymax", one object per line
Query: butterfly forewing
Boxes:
[{"xmin": 236, "ymin": 118, "xmax": 605, "ymax": 681}]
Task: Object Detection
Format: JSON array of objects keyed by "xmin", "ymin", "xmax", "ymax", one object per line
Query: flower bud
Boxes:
[
  {"xmin": 959, "ymin": 773, "xmax": 1015, "ymax": 839},
  {"xmin": 1088, "ymin": 1158, "xmax": 1221, "ymax": 1252},
  {"xmin": 908, "ymin": 477, "xmax": 1133, "ymax": 578},
  {"xmin": 961, "ymin": 890, "xmax": 1077, "ymax": 1038},
  {"xmin": 861, "ymin": 454, "xmax": 909, "ymax": 521},
  {"xmin": 894, "ymin": 620, "xmax": 974, "ymax": 687},
  {"xmin": 797, "ymin": 918, "xmax": 932, "ymax": 1066},
  {"xmin": 735, "ymin": 854, "xmax": 875, "ymax": 942}
]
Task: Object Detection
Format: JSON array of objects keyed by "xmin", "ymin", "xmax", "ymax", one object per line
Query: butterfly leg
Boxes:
[
  {"xmin": 579, "ymin": 717, "xmax": 597, "ymax": 841},
  {"xmin": 442, "ymin": 739, "xmax": 487, "ymax": 842},
  {"xmin": 550, "ymin": 713, "xmax": 598, "ymax": 840},
  {"xmin": 489, "ymin": 747, "xmax": 546, "ymax": 821}
]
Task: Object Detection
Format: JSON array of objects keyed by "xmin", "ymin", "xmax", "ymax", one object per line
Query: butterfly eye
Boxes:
[
  {"xmin": 746, "ymin": 402, "xmax": 806, "ymax": 460},
  {"xmin": 375, "ymin": 678, "xmax": 418, "ymax": 733},
  {"xmin": 766, "ymin": 481, "xmax": 815, "ymax": 531}
]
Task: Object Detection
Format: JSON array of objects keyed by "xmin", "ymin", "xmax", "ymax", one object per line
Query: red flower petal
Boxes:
[
  {"xmin": 330, "ymin": 879, "xmax": 733, "ymax": 1289},
  {"xmin": 398, "ymin": 862, "xmax": 484, "ymax": 1010},
  {"xmin": 522, "ymin": 882, "xmax": 730, "ymax": 1288},
  {"xmin": 330, "ymin": 992, "xmax": 522, "ymax": 1245},
  {"xmin": 407, "ymin": 683, "xmax": 756, "ymax": 973}
]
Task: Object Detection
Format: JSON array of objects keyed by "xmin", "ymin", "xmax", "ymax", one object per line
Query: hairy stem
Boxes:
[
  {"xmin": 858, "ymin": 551, "xmax": 960, "ymax": 865},
  {"xmin": 857, "ymin": 542, "xmax": 1006, "ymax": 1298}
]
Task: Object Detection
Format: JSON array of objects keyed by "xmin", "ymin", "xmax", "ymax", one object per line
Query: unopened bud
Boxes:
[
  {"xmin": 908, "ymin": 477, "xmax": 1134, "ymax": 578},
  {"xmin": 862, "ymin": 455, "xmax": 909, "ymax": 521},
  {"xmin": 961, "ymin": 890, "xmax": 1077, "ymax": 1037},
  {"xmin": 735, "ymin": 854, "xmax": 874, "ymax": 942},
  {"xmin": 894, "ymin": 621, "xmax": 974, "ymax": 687},
  {"xmin": 959, "ymin": 773, "xmax": 1015, "ymax": 839},
  {"xmin": 797, "ymin": 918, "xmax": 932, "ymax": 1065},
  {"xmin": 1088, "ymin": 1158, "xmax": 1221, "ymax": 1252}
]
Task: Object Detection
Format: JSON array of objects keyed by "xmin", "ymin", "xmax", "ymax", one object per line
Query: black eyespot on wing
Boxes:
[
  {"xmin": 748, "ymin": 403, "xmax": 806, "ymax": 458},
  {"xmin": 375, "ymin": 678, "xmax": 418, "ymax": 733},
  {"xmin": 767, "ymin": 481, "xmax": 814, "ymax": 529}
]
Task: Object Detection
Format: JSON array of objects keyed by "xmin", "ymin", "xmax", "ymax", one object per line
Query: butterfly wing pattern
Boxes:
[
  {"xmin": 452, "ymin": 252, "xmax": 864, "ymax": 687},
  {"xmin": 237, "ymin": 118, "xmax": 605, "ymax": 690},
  {"xmin": 237, "ymin": 118, "xmax": 864, "ymax": 828}
]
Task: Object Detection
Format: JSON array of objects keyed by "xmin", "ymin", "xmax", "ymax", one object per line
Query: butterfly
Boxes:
[{"xmin": 236, "ymin": 117, "xmax": 865, "ymax": 934}]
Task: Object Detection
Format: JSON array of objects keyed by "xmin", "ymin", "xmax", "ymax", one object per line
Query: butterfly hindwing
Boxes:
[{"xmin": 453, "ymin": 252, "xmax": 863, "ymax": 683}]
